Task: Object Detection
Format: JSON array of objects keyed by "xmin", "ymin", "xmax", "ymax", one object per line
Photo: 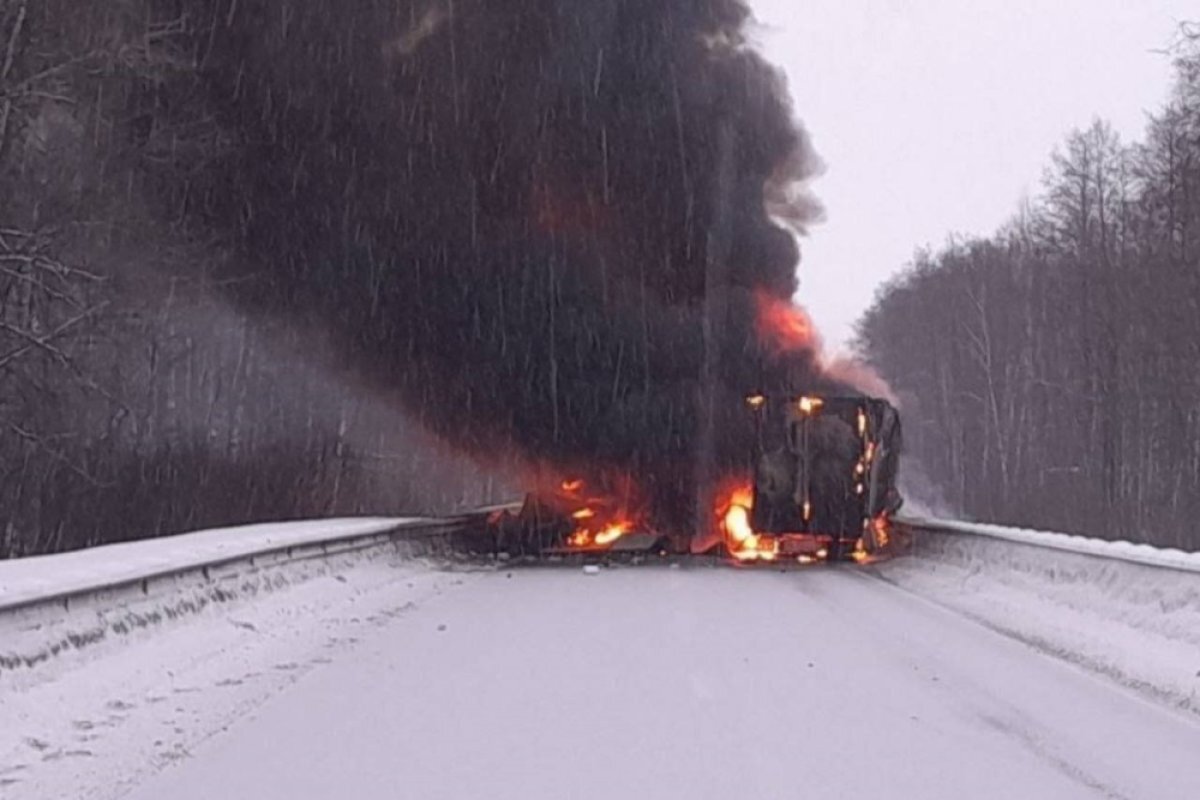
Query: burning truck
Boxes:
[
  {"xmin": 477, "ymin": 393, "xmax": 903, "ymax": 565},
  {"xmin": 718, "ymin": 394, "xmax": 902, "ymax": 563}
]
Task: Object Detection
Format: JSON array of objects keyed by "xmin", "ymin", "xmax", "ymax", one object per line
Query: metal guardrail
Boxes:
[
  {"xmin": 7, "ymin": 507, "xmax": 1190, "ymax": 624},
  {"xmin": 0, "ymin": 512, "xmax": 518, "ymax": 673},
  {"xmin": 0, "ymin": 515, "xmax": 489, "ymax": 619},
  {"xmin": 895, "ymin": 515, "xmax": 1200, "ymax": 574}
]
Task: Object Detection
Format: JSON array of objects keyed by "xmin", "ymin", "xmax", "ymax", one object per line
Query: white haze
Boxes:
[{"xmin": 750, "ymin": 0, "xmax": 1195, "ymax": 351}]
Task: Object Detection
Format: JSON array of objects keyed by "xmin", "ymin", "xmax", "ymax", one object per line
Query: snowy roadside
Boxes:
[
  {"xmin": 899, "ymin": 516, "xmax": 1200, "ymax": 573},
  {"xmin": 0, "ymin": 556, "xmax": 484, "ymax": 800},
  {"xmin": 0, "ymin": 518, "xmax": 449, "ymax": 680},
  {"xmin": 0, "ymin": 517, "xmax": 423, "ymax": 610},
  {"xmin": 877, "ymin": 532, "xmax": 1200, "ymax": 716}
]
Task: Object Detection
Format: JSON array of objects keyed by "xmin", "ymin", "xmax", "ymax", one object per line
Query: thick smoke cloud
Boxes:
[{"xmin": 182, "ymin": 0, "xmax": 840, "ymax": 531}]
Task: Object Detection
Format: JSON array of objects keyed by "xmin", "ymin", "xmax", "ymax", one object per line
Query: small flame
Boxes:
[
  {"xmin": 566, "ymin": 514, "xmax": 633, "ymax": 550},
  {"xmin": 556, "ymin": 477, "xmax": 636, "ymax": 550},
  {"xmin": 872, "ymin": 515, "xmax": 891, "ymax": 548},
  {"xmin": 851, "ymin": 537, "xmax": 869, "ymax": 563},
  {"xmin": 798, "ymin": 395, "xmax": 824, "ymax": 415},
  {"xmin": 594, "ymin": 524, "xmax": 628, "ymax": 546}
]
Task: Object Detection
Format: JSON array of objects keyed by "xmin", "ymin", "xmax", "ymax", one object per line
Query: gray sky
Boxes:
[{"xmin": 749, "ymin": 0, "xmax": 1194, "ymax": 352}]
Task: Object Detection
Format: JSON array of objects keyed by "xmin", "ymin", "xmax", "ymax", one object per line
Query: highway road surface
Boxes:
[{"xmin": 5, "ymin": 562, "xmax": 1200, "ymax": 799}]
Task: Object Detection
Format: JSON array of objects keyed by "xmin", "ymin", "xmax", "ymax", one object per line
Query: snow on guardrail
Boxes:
[
  {"xmin": 0, "ymin": 517, "xmax": 432, "ymax": 612},
  {"xmin": 900, "ymin": 516, "xmax": 1200, "ymax": 574},
  {"xmin": 0, "ymin": 517, "xmax": 470, "ymax": 675}
]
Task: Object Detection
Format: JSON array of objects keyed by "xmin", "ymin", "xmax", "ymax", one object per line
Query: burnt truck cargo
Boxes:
[
  {"xmin": 479, "ymin": 394, "xmax": 903, "ymax": 563},
  {"xmin": 741, "ymin": 394, "xmax": 902, "ymax": 560}
]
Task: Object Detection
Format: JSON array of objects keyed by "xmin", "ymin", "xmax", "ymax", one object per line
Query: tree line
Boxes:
[
  {"xmin": 857, "ymin": 26, "xmax": 1200, "ymax": 550},
  {"xmin": 0, "ymin": 1, "xmax": 503, "ymax": 558}
]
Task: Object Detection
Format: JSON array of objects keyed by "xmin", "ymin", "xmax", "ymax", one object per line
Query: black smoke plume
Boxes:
[{"xmin": 176, "ymin": 0, "xmax": 842, "ymax": 532}]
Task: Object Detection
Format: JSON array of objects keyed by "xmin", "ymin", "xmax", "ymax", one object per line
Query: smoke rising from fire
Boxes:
[{"xmin": 185, "ymin": 0, "xmax": 848, "ymax": 530}]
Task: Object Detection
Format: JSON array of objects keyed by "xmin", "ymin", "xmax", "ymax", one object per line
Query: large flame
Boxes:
[
  {"xmin": 716, "ymin": 480, "xmax": 777, "ymax": 562},
  {"xmin": 754, "ymin": 290, "xmax": 818, "ymax": 354},
  {"xmin": 715, "ymin": 478, "xmax": 876, "ymax": 564}
]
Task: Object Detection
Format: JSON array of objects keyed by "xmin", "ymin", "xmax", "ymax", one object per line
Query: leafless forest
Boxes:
[
  {"xmin": 858, "ymin": 27, "xmax": 1200, "ymax": 550},
  {"xmin": 0, "ymin": 1, "xmax": 502, "ymax": 557}
]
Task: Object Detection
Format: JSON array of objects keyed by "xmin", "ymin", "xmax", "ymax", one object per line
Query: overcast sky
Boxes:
[{"xmin": 748, "ymin": 0, "xmax": 1194, "ymax": 352}]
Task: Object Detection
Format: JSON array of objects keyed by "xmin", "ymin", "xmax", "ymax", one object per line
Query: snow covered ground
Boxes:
[
  {"xmin": 4, "ymin": 555, "xmax": 1198, "ymax": 799},
  {"xmin": 0, "ymin": 518, "xmax": 421, "ymax": 610},
  {"xmin": 0, "ymin": 555, "xmax": 471, "ymax": 798},
  {"xmin": 881, "ymin": 530, "xmax": 1200, "ymax": 716},
  {"xmin": 900, "ymin": 516, "xmax": 1200, "ymax": 573},
  {"xmin": 0, "ymin": 518, "xmax": 438, "ymax": 681}
]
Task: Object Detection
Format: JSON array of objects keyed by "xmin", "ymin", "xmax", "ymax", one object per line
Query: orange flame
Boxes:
[
  {"xmin": 556, "ymin": 477, "xmax": 635, "ymax": 550},
  {"xmin": 568, "ymin": 516, "xmax": 632, "ymax": 549},
  {"xmin": 798, "ymin": 395, "xmax": 824, "ymax": 415},
  {"xmin": 716, "ymin": 481, "xmax": 777, "ymax": 562},
  {"xmin": 872, "ymin": 514, "xmax": 891, "ymax": 549},
  {"xmin": 754, "ymin": 290, "xmax": 816, "ymax": 354},
  {"xmin": 594, "ymin": 523, "xmax": 629, "ymax": 546},
  {"xmin": 851, "ymin": 537, "xmax": 869, "ymax": 563}
]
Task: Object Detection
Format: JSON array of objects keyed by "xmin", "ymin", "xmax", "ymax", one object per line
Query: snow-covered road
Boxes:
[
  {"xmin": 80, "ymin": 564, "xmax": 1200, "ymax": 800},
  {"xmin": 5, "ymin": 560, "xmax": 1200, "ymax": 799}
]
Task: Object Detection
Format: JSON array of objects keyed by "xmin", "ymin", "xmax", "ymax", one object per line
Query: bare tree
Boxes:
[{"xmin": 858, "ymin": 36, "xmax": 1200, "ymax": 550}]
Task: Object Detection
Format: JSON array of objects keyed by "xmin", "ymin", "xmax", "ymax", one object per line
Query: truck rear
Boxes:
[{"xmin": 726, "ymin": 394, "xmax": 902, "ymax": 562}]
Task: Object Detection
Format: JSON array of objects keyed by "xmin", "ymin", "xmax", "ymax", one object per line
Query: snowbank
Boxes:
[
  {"xmin": 901, "ymin": 516, "xmax": 1200, "ymax": 573},
  {"xmin": 882, "ymin": 529, "xmax": 1200, "ymax": 716},
  {"xmin": 0, "ymin": 518, "xmax": 447, "ymax": 680},
  {"xmin": 0, "ymin": 559, "xmax": 464, "ymax": 800},
  {"xmin": 0, "ymin": 517, "xmax": 425, "ymax": 610}
]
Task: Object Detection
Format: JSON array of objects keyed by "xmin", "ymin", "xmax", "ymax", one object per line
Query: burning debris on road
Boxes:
[{"xmin": 460, "ymin": 392, "xmax": 903, "ymax": 564}]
